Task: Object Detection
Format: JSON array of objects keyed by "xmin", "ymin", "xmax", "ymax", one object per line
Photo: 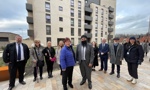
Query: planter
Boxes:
[{"xmin": 0, "ymin": 66, "xmax": 9, "ymax": 81}]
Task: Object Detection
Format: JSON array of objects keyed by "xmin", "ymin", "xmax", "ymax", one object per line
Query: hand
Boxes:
[
  {"xmin": 33, "ymin": 60, "xmax": 37, "ymax": 63},
  {"xmin": 101, "ymin": 52, "xmax": 104, "ymax": 55},
  {"xmin": 45, "ymin": 53, "xmax": 47, "ymax": 56},
  {"xmin": 50, "ymin": 57, "xmax": 52, "ymax": 60},
  {"xmin": 89, "ymin": 63, "xmax": 92, "ymax": 67},
  {"xmin": 62, "ymin": 69, "xmax": 66, "ymax": 71}
]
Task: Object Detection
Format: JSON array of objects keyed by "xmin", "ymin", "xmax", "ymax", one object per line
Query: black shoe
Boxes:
[
  {"xmin": 88, "ymin": 83, "xmax": 92, "ymax": 89},
  {"xmin": 92, "ymin": 69, "xmax": 95, "ymax": 71},
  {"xmin": 7, "ymin": 86, "xmax": 14, "ymax": 90},
  {"xmin": 109, "ymin": 72, "xmax": 114, "ymax": 75},
  {"xmin": 68, "ymin": 83, "xmax": 74, "ymax": 88},
  {"xmin": 63, "ymin": 85, "xmax": 68, "ymax": 90},
  {"xmin": 99, "ymin": 69, "xmax": 103, "ymax": 71},
  {"xmin": 19, "ymin": 81, "xmax": 26, "ymax": 85},
  {"xmin": 33, "ymin": 78, "xmax": 36, "ymax": 82},
  {"xmin": 117, "ymin": 73, "xmax": 120, "ymax": 78},
  {"xmin": 80, "ymin": 80, "xmax": 86, "ymax": 85},
  {"xmin": 40, "ymin": 77, "xmax": 43, "ymax": 80}
]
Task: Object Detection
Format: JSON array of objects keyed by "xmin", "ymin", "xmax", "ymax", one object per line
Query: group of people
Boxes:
[{"xmin": 2, "ymin": 35, "xmax": 144, "ymax": 90}]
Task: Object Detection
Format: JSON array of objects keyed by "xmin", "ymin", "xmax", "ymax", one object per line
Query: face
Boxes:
[
  {"xmin": 102, "ymin": 39, "xmax": 106, "ymax": 43},
  {"xmin": 81, "ymin": 37, "xmax": 87, "ymax": 41},
  {"xmin": 114, "ymin": 40, "xmax": 119, "ymax": 43},
  {"xmin": 47, "ymin": 41, "xmax": 51, "ymax": 47},
  {"xmin": 92, "ymin": 42, "xmax": 96, "ymax": 46},
  {"xmin": 35, "ymin": 41, "xmax": 40, "ymax": 47},
  {"xmin": 15, "ymin": 36, "xmax": 22, "ymax": 43},
  {"xmin": 65, "ymin": 40, "xmax": 71, "ymax": 47},
  {"xmin": 130, "ymin": 39, "xmax": 135, "ymax": 44},
  {"xmin": 59, "ymin": 41, "xmax": 64, "ymax": 47}
]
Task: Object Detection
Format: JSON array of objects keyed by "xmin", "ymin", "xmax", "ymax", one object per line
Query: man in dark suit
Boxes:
[
  {"xmin": 3, "ymin": 35, "xmax": 30, "ymax": 90},
  {"xmin": 76, "ymin": 35, "xmax": 94, "ymax": 89},
  {"xmin": 99, "ymin": 38, "xmax": 109, "ymax": 73}
]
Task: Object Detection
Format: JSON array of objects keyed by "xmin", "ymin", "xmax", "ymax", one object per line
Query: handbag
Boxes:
[
  {"xmin": 34, "ymin": 48, "xmax": 44, "ymax": 67},
  {"xmin": 47, "ymin": 48, "xmax": 56, "ymax": 62}
]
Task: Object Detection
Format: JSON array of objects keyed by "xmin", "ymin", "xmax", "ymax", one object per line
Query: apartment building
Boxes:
[{"xmin": 26, "ymin": 0, "xmax": 116, "ymax": 46}]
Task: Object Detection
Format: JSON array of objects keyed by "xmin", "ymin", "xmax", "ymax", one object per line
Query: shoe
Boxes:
[
  {"xmin": 19, "ymin": 81, "xmax": 26, "ymax": 85},
  {"xmin": 127, "ymin": 76, "xmax": 133, "ymax": 82},
  {"xmin": 99, "ymin": 69, "xmax": 103, "ymax": 71},
  {"xmin": 117, "ymin": 73, "xmax": 120, "ymax": 78},
  {"xmin": 92, "ymin": 69, "xmax": 96, "ymax": 71},
  {"xmin": 104, "ymin": 71, "xmax": 107, "ymax": 73},
  {"xmin": 63, "ymin": 85, "xmax": 68, "ymax": 90},
  {"xmin": 131, "ymin": 78, "xmax": 137, "ymax": 84},
  {"xmin": 7, "ymin": 86, "xmax": 14, "ymax": 90},
  {"xmin": 88, "ymin": 83, "xmax": 92, "ymax": 89},
  {"xmin": 109, "ymin": 72, "xmax": 114, "ymax": 75},
  {"xmin": 33, "ymin": 78, "xmax": 36, "ymax": 82},
  {"xmin": 68, "ymin": 83, "xmax": 74, "ymax": 88},
  {"xmin": 80, "ymin": 80, "xmax": 86, "ymax": 85},
  {"xmin": 40, "ymin": 77, "xmax": 43, "ymax": 80}
]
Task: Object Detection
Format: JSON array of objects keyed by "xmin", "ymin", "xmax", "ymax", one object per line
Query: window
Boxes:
[
  {"xmin": 78, "ymin": 1, "xmax": 81, "ymax": 9},
  {"xmin": 46, "ymin": 25, "xmax": 51, "ymax": 35},
  {"xmin": 59, "ymin": 27, "xmax": 63, "ymax": 32},
  {"xmin": 47, "ymin": 37, "xmax": 51, "ymax": 42},
  {"xmin": 95, "ymin": 38, "xmax": 97, "ymax": 43},
  {"xmin": 45, "ymin": 2, "xmax": 50, "ymax": 12},
  {"xmin": 71, "ymin": 38, "xmax": 74, "ymax": 45},
  {"xmin": 46, "ymin": 14, "xmax": 51, "ymax": 23},
  {"xmin": 95, "ymin": 22, "xmax": 98, "ymax": 29},
  {"xmin": 101, "ymin": 31, "xmax": 103, "ymax": 37},
  {"xmin": 71, "ymin": 28, "xmax": 74, "ymax": 36},
  {"xmin": 0, "ymin": 37, "xmax": 9, "ymax": 42},
  {"xmin": 78, "ymin": 28, "xmax": 81, "ymax": 36},
  {"xmin": 78, "ymin": 19, "xmax": 81, "ymax": 27},
  {"xmin": 78, "ymin": 38, "xmax": 80, "ymax": 43},
  {"xmin": 105, "ymin": 32, "xmax": 107, "ymax": 35},
  {"xmin": 85, "ymin": 0, "xmax": 88, "ymax": 3},
  {"xmin": 96, "ymin": 7, "xmax": 98, "ymax": 14},
  {"xmin": 95, "ymin": 30, "xmax": 98, "ymax": 37},
  {"xmin": 71, "ymin": 0, "xmax": 74, "ymax": 7},
  {"xmin": 71, "ymin": 9, "xmax": 74, "ymax": 17},
  {"xmin": 101, "ymin": 9, "xmax": 104, "ymax": 15},
  {"xmin": 96, "ymin": 15, "xmax": 98, "ymax": 21},
  {"xmin": 59, "ymin": 17, "xmax": 63, "ymax": 21},
  {"xmin": 59, "ymin": 6, "xmax": 63, "ymax": 11},
  {"xmin": 71, "ymin": 18, "xmax": 74, "ymax": 26},
  {"xmin": 78, "ymin": 10, "xmax": 81, "ymax": 18}
]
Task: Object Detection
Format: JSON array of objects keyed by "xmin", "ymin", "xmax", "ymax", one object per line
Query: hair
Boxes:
[
  {"xmin": 34, "ymin": 40, "xmax": 41, "ymax": 47},
  {"xmin": 92, "ymin": 41, "xmax": 97, "ymax": 47},
  {"xmin": 58, "ymin": 40, "xmax": 64, "ymax": 49},
  {"xmin": 63, "ymin": 37, "xmax": 71, "ymax": 43}
]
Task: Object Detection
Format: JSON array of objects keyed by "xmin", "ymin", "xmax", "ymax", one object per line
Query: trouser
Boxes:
[
  {"xmin": 111, "ymin": 64, "xmax": 120, "ymax": 74},
  {"xmin": 8, "ymin": 60, "xmax": 26, "ymax": 87},
  {"xmin": 33, "ymin": 66, "xmax": 43, "ymax": 78},
  {"xmin": 79, "ymin": 60, "xmax": 92, "ymax": 83},
  {"xmin": 100, "ymin": 56, "xmax": 108, "ymax": 71},
  {"xmin": 62, "ymin": 66, "xmax": 74, "ymax": 86},
  {"xmin": 127, "ymin": 62, "xmax": 138, "ymax": 79},
  {"xmin": 45, "ymin": 59, "xmax": 54, "ymax": 75},
  {"xmin": 59, "ymin": 64, "xmax": 62, "ymax": 75}
]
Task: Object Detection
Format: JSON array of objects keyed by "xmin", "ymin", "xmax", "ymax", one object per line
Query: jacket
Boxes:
[
  {"xmin": 42, "ymin": 47, "xmax": 55, "ymax": 61},
  {"xmin": 99, "ymin": 43, "xmax": 109, "ymax": 58}
]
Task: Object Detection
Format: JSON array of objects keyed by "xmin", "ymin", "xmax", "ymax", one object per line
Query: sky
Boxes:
[{"xmin": 0, "ymin": 0, "xmax": 150, "ymax": 39}]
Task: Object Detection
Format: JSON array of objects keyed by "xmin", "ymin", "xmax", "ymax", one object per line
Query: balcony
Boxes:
[
  {"xmin": 108, "ymin": 35, "xmax": 113, "ymax": 39},
  {"xmin": 27, "ymin": 29, "xmax": 34, "ymax": 37},
  {"xmin": 108, "ymin": 21, "xmax": 114, "ymax": 26},
  {"xmin": 85, "ymin": 7, "xmax": 93, "ymax": 13},
  {"xmin": 26, "ymin": 3, "xmax": 33, "ymax": 12},
  {"xmin": 108, "ymin": 28, "xmax": 113, "ymax": 32},
  {"xmin": 109, "ymin": 14, "xmax": 114, "ymax": 19},
  {"xmin": 108, "ymin": 6, "xmax": 114, "ymax": 12},
  {"xmin": 85, "ymin": 33, "xmax": 92, "ymax": 38},
  {"xmin": 27, "ymin": 17, "xmax": 33, "ymax": 24},
  {"xmin": 85, "ymin": 16, "xmax": 93, "ymax": 21},
  {"xmin": 84, "ymin": 24, "xmax": 92, "ymax": 30}
]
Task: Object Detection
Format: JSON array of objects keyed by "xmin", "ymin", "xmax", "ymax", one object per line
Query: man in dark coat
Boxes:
[
  {"xmin": 3, "ymin": 35, "xmax": 30, "ymax": 90},
  {"xmin": 109, "ymin": 37, "xmax": 123, "ymax": 78}
]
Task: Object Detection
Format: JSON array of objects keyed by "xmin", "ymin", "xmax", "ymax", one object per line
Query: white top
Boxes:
[
  {"xmin": 56, "ymin": 47, "xmax": 62, "ymax": 64},
  {"xmin": 16, "ymin": 43, "xmax": 24, "ymax": 61},
  {"xmin": 81, "ymin": 46, "xmax": 86, "ymax": 60}
]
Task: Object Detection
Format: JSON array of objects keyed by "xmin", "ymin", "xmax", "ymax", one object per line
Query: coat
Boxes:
[
  {"xmin": 76, "ymin": 43, "xmax": 94, "ymax": 65},
  {"xmin": 42, "ymin": 47, "xmax": 55, "ymax": 61},
  {"xmin": 109, "ymin": 43, "xmax": 123, "ymax": 65},
  {"xmin": 3, "ymin": 42, "xmax": 30, "ymax": 65},
  {"xmin": 93, "ymin": 46, "xmax": 99, "ymax": 66},
  {"xmin": 56, "ymin": 47, "xmax": 62, "ymax": 64},
  {"xmin": 99, "ymin": 43, "xmax": 109, "ymax": 58}
]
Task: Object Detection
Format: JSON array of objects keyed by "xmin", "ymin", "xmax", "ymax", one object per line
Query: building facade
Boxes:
[{"xmin": 26, "ymin": 0, "xmax": 116, "ymax": 46}]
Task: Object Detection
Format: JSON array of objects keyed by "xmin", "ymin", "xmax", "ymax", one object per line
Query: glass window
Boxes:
[
  {"xmin": 71, "ymin": 38, "xmax": 74, "ymax": 45},
  {"xmin": 71, "ymin": 28, "xmax": 74, "ymax": 36},
  {"xmin": 78, "ymin": 28, "xmax": 81, "ymax": 36},
  {"xmin": 95, "ymin": 38, "xmax": 97, "ymax": 43},
  {"xmin": 71, "ymin": 18, "xmax": 74, "ymax": 26},
  {"xmin": 59, "ymin": 27, "xmax": 63, "ymax": 32},
  {"xmin": 45, "ymin": 2, "xmax": 50, "ymax": 12},
  {"xmin": 59, "ymin": 17, "xmax": 63, "ymax": 21},
  {"xmin": 46, "ymin": 14, "xmax": 51, "ymax": 23},
  {"xmin": 71, "ymin": 9, "xmax": 74, "ymax": 17},
  {"xmin": 71, "ymin": 0, "xmax": 74, "ymax": 7},
  {"xmin": 95, "ymin": 30, "xmax": 98, "ymax": 37},
  {"xmin": 47, "ymin": 37, "xmax": 51, "ymax": 42},
  {"xmin": 78, "ymin": 19, "xmax": 81, "ymax": 27},
  {"xmin": 96, "ymin": 7, "xmax": 98, "ymax": 14},
  {"xmin": 78, "ymin": 10, "xmax": 81, "ymax": 18},
  {"xmin": 96, "ymin": 15, "xmax": 98, "ymax": 21},
  {"xmin": 105, "ymin": 32, "xmax": 107, "ymax": 35},
  {"xmin": 95, "ymin": 22, "xmax": 98, "ymax": 29},
  {"xmin": 59, "ymin": 6, "xmax": 63, "ymax": 11},
  {"xmin": 85, "ymin": 0, "xmax": 88, "ymax": 3},
  {"xmin": 78, "ymin": 1, "xmax": 81, "ymax": 9},
  {"xmin": 46, "ymin": 25, "xmax": 51, "ymax": 35}
]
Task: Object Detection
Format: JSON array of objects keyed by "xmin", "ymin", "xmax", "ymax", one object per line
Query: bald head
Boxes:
[
  {"xmin": 102, "ymin": 38, "xmax": 106, "ymax": 43},
  {"xmin": 47, "ymin": 41, "xmax": 51, "ymax": 47},
  {"xmin": 15, "ymin": 35, "xmax": 22, "ymax": 43}
]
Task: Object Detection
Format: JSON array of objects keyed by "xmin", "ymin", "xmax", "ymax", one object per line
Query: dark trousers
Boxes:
[
  {"xmin": 127, "ymin": 62, "xmax": 138, "ymax": 79},
  {"xmin": 8, "ymin": 60, "xmax": 26, "ymax": 87},
  {"xmin": 59, "ymin": 64, "xmax": 62, "ymax": 75},
  {"xmin": 80, "ymin": 60, "xmax": 92, "ymax": 83},
  {"xmin": 100, "ymin": 56, "xmax": 108, "ymax": 71},
  {"xmin": 45, "ymin": 59, "xmax": 54, "ymax": 75},
  {"xmin": 33, "ymin": 66, "xmax": 43, "ymax": 78},
  {"xmin": 111, "ymin": 64, "xmax": 120, "ymax": 74},
  {"xmin": 62, "ymin": 66, "xmax": 74, "ymax": 86}
]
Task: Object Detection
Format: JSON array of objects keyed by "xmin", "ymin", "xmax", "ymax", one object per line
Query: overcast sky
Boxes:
[{"xmin": 0, "ymin": 0, "xmax": 150, "ymax": 38}]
